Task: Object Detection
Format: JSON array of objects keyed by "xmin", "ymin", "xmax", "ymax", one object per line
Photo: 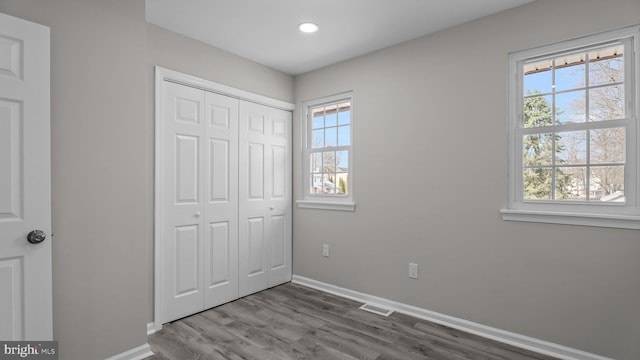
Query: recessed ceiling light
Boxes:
[{"xmin": 298, "ymin": 22, "xmax": 319, "ymax": 34}]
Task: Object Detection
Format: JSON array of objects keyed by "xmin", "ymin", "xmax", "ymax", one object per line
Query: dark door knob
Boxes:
[{"xmin": 27, "ymin": 230, "xmax": 46, "ymax": 244}]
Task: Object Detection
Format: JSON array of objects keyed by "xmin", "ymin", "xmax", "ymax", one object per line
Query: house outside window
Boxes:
[
  {"xmin": 297, "ymin": 92, "xmax": 355, "ymax": 211},
  {"xmin": 502, "ymin": 26, "xmax": 640, "ymax": 229}
]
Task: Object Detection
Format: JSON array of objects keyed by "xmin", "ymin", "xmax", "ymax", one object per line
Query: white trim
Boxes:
[
  {"xmin": 500, "ymin": 208, "xmax": 640, "ymax": 229},
  {"xmin": 296, "ymin": 200, "xmax": 355, "ymax": 211},
  {"xmin": 291, "ymin": 275, "xmax": 614, "ymax": 360},
  {"xmin": 303, "ymin": 92, "xmax": 354, "ymax": 108},
  {"xmin": 504, "ymin": 25, "xmax": 640, "ymax": 227},
  {"xmin": 512, "ymin": 25, "xmax": 640, "ymax": 63},
  {"xmin": 153, "ymin": 67, "xmax": 165, "ymax": 331},
  {"xmin": 300, "ymin": 91, "xmax": 355, "ymax": 208},
  {"xmin": 147, "ymin": 322, "xmax": 156, "ymax": 335},
  {"xmin": 104, "ymin": 344, "xmax": 153, "ymax": 360},
  {"xmin": 153, "ymin": 66, "xmax": 294, "ymax": 328},
  {"xmin": 156, "ymin": 66, "xmax": 294, "ymax": 111}
]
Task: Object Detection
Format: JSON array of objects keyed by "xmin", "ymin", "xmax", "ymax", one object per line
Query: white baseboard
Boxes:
[
  {"xmin": 291, "ymin": 275, "xmax": 613, "ymax": 360},
  {"xmin": 104, "ymin": 343, "xmax": 153, "ymax": 360},
  {"xmin": 147, "ymin": 322, "xmax": 156, "ymax": 335}
]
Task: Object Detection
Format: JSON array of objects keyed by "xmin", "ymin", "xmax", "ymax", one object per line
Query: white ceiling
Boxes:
[{"xmin": 146, "ymin": 0, "xmax": 534, "ymax": 75}]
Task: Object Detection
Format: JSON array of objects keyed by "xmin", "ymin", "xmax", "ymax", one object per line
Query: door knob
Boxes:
[
  {"xmin": 27, "ymin": 230, "xmax": 46, "ymax": 244},
  {"xmin": 194, "ymin": 212, "xmax": 201, "ymax": 218}
]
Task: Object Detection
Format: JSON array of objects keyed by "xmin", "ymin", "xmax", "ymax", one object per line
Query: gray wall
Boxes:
[
  {"xmin": 292, "ymin": 1, "xmax": 640, "ymax": 359},
  {"xmin": 145, "ymin": 23, "xmax": 295, "ymax": 321},
  {"xmin": 146, "ymin": 24, "xmax": 294, "ymax": 105},
  {"xmin": 2, "ymin": 0, "xmax": 638, "ymax": 359},
  {"xmin": 0, "ymin": 1, "xmax": 294, "ymax": 360},
  {"xmin": 0, "ymin": 0, "xmax": 149, "ymax": 359}
]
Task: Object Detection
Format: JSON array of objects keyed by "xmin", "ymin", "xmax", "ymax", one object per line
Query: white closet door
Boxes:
[
  {"xmin": 157, "ymin": 74, "xmax": 292, "ymax": 324},
  {"xmin": 203, "ymin": 92, "xmax": 239, "ymax": 309},
  {"xmin": 161, "ymin": 82, "xmax": 206, "ymax": 322},
  {"xmin": 265, "ymin": 106, "xmax": 292, "ymax": 287},
  {"xmin": 239, "ymin": 101, "xmax": 291, "ymax": 297}
]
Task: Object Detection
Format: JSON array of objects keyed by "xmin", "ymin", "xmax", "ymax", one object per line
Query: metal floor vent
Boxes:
[{"xmin": 359, "ymin": 303, "xmax": 394, "ymax": 317}]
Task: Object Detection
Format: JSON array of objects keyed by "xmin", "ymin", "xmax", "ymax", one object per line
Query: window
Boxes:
[
  {"xmin": 502, "ymin": 26, "xmax": 640, "ymax": 229},
  {"xmin": 297, "ymin": 92, "xmax": 355, "ymax": 211}
]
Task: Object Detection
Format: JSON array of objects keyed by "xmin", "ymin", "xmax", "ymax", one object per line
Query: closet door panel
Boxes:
[
  {"xmin": 248, "ymin": 143, "xmax": 265, "ymax": 199},
  {"xmin": 208, "ymin": 221, "xmax": 230, "ymax": 286},
  {"xmin": 272, "ymin": 145, "xmax": 286, "ymax": 198},
  {"xmin": 266, "ymin": 107, "xmax": 292, "ymax": 287},
  {"xmin": 239, "ymin": 101, "xmax": 269, "ymax": 297},
  {"xmin": 209, "ymin": 139, "xmax": 229, "ymax": 202},
  {"xmin": 239, "ymin": 102, "xmax": 292, "ymax": 296},
  {"xmin": 158, "ymin": 77, "xmax": 291, "ymax": 325},
  {"xmin": 174, "ymin": 225, "xmax": 200, "ymax": 296},
  {"xmin": 204, "ymin": 92, "xmax": 239, "ymax": 308},
  {"xmin": 246, "ymin": 217, "xmax": 266, "ymax": 276},
  {"xmin": 161, "ymin": 82, "xmax": 205, "ymax": 323},
  {"xmin": 175, "ymin": 135, "xmax": 199, "ymax": 204},
  {"xmin": 269, "ymin": 215, "xmax": 286, "ymax": 271}
]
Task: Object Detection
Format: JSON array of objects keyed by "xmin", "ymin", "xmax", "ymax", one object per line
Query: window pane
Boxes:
[
  {"xmin": 590, "ymin": 127, "xmax": 625, "ymax": 164},
  {"xmin": 312, "ymin": 129, "xmax": 324, "ymax": 148},
  {"xmin": 523, "ymin": 133, "xmax": 554, "ymax": 166},
  {"xmin": 336, "ymin": 173, "xmax": 348, "ymax": 195},
  {"xmin": 514, "ymin": 35, "xmax": 632, "ymax": 209},
  {"xmin": 524, "ymin": 168, "xmax": 552, "ymax": 200},
  {"xmin": 325, "ymin": 126, "xmax": 337, "ymax": 147},
  {"xmin": 554, "ymin": 56, "xmax": 585, "ymax": 92},
  {"xmin": 524, "ymin": 59, "xmax": 552, "ymax": 94},
  {"xmin": 322, "ymin": 151, "xmax": 335, "ymax": 172},
  {"xmin": 325, "ymin": 105, "xmax": 338, "ymax": 127},
  {"xmin": 324, "ymin": 173, "xmax": 337, "ymax": 194},
  {"xmin": 589, "ymin": 85, "xmax": 624, "ymax": 121},
  {"xmin": 310, "ymin": 152, "xmax": 322, "ymax": 172},
  {"xmin": 307, "ymin": 95, "xmax": 353, "ymax": 199},
  {"xmin": 589, "ymin": 46, "xmax": 624, "ymax": 86},
  {"xmin": 338, "ymin": 106, "xmax": 350, "ymax": 126},
  {"xmin": 311, "ymin": 174, "xmax": 323, "ymax": 194},
  {"xmin": 336, "ymin": 150, "xmax": 349, "ymax": 170},
  {"xmin": 591, "ymin": 166, "xmax": 624, "ymax": 201},
  {"xmin": 556, "ymin": 167, "xmax": 587, "ymax": 201},
  {"xmin": 555, "ymin": 90, "xmax": 585, "ymax": 124},
  {"xmin": 556, "ymin": 131, "xmax": 586, "ymax": 165},
  {"xmin": 338, "ymin": 125, "xmax": 350, "ymax": 146},
  {"xmin": 524, "ymin": 95, "xmax": 553, "ymax": 128},
  {"xmin": 312, "ymin": 114, "xmax": 324, "ymax": 129}
]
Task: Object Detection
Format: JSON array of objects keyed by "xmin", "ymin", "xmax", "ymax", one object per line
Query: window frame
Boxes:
[
  {"xmin": 297, "ymin": 91, "xmax": 355, "ymax": 211},
  {"xmin": 501, "ymin": 25, "xmax": 640, "ymax": 229}
]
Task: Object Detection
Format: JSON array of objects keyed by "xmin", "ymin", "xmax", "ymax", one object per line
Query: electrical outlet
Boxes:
[
  {"xmin": 322, "ymin": 244, "xmax": 330, "ymax": 257},
  {"xmin": 409, "ymin": 263, "xmax": 418, "ymax": 279}
]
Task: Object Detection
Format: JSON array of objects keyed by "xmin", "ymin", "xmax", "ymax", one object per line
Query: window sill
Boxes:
[
  {"xmin": 296, "ymin": 200, "xmax": 356, "ymax": 212},
  {"xmin": 500, "ymin": 208, "xmax": 640, "ymax": 229}
]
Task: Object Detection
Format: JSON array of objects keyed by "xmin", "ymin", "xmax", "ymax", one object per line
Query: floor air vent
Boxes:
[{"xmin": 359, "ymin": 303, "xmax": 394, "ymax": 317}]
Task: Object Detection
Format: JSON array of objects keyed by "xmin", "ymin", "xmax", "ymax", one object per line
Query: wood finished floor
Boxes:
[{"xmin": 147, "ymin": 283, "xmax": 559, "ymax": 360}]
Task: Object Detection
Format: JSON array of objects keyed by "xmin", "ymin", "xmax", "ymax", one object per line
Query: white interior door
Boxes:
[
  {"xmin": 238, "ymin": 101, "xmax": 291, "ymax": 297},
  {"xmin": 0, "ymin": 13, "xmax": 52, "ymax": 340}
]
